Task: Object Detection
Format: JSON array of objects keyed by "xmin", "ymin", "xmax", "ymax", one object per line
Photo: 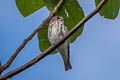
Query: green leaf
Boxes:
[
  {"xmin": 95, "ymin": 0, "xmax": 119, "ymax": 19},
  {"xmin": 15, "ymin": 0, "xmax": 44, "ymax": 17},
  {"xmin": 38, "ymin": 0, "xmax": 84, "ymax": 54},
  {"xmin": 118, "ymin": 0, "xmax": 120, "ymax": 8},
  {"xmin": 58, "ymin": 0, "xmax": 84, "ymax": 43}
]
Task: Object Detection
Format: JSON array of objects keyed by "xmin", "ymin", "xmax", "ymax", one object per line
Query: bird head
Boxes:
[{"xmin": 50, "ymin": 16, "xmax": 65, "ymax": 23}]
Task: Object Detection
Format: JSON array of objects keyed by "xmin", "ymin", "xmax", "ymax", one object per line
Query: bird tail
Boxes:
[
  {"xmin": 64, "ymin": 59, "xmax": 72, "ymax": 71},
  {"xmin": 57, "ymin": 42, "xmax": 72, "ymax": 71}
]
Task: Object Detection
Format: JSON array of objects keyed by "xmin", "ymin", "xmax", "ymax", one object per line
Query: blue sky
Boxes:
[{"xmin": 0, "ymin": 0, "xmax": 120, "ymax": 80}]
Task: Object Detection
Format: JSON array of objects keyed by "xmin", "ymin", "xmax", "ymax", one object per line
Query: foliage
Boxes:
[
  {"xmin": 15, "ymin": 0, "xmax": 120, "ymax": 54},
  {"xmin": 95, "ymin": 0, "xmax": 119, "ymax": 19}
]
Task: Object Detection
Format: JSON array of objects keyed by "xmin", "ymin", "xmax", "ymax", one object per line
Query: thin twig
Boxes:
[
  {"xmin": 0, "ymin": 0, "xmax": 64, "ymax": 74},
  {"xmin": 0, "ymin": 0, "xmax": 107, "ymax": 80},
  {"xmin": 0, "ymin": 61, "xmax": 2, "ymax": 75}
]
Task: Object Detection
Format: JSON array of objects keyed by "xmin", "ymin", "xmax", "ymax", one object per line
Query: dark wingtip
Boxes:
[{"xmin": 65, "ymin": 61, "xmax": 72, "ymax": 71}]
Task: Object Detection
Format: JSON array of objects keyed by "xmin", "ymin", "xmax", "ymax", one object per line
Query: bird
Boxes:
[{"xmin": 48, "ymin": 16, "xmax": 72, "ymax": 71}]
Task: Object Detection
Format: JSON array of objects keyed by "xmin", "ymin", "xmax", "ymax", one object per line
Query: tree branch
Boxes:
[
  {"xmin": 0, "ymin": 0, "xmax": 107, "ymax": 80},
  {"xmin": 0, "ymin": 0, "xmax": 64, "ymax": 74}
]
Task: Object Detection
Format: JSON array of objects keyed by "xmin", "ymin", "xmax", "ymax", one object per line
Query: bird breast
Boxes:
[{"xmin": 48, "ymin": 21, "xmax": 65, "ymax": 44}]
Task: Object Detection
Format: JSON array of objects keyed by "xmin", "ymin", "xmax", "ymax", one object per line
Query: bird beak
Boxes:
[{"xmin": 64, "ymin": 18, "xmax": 66, "ymax": 21}]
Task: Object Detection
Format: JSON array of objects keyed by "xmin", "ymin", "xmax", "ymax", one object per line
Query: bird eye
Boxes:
[
  {"xmin": 57, "ymin": 16, "xmax": 60, "ymax": 19},
  {"xmin": 56, "ymin": 16, "xmax": 60, "ymax": 19}
]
